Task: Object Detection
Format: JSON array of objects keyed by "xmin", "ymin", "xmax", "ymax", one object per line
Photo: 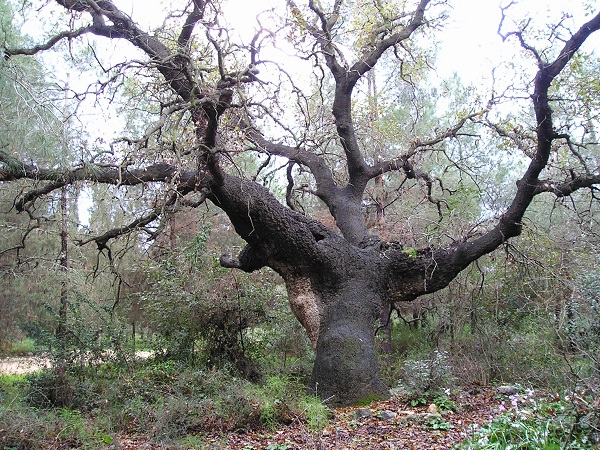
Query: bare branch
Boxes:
[
  {"xmin": 331, "ymin": 0, "xmax": 433, "ymax": 191},
  {"xmin": 77, "ymin": 188, "xmax": 205, "ymax": 250},
  {"xmin": 51, "ymin": 0, "xmax": 200, "ymax": 102},
  {"xmin": 0, "ymin": 220, "xmax": 40, "ymax": 258},
  {"xmin": 534, "ymin": 173, "xmax": 600, "ymax": 198},
  {"xmin": 5, "ymin": 26, "xmax": 94, "ymax": 57},
  {"xmin": 0, "ymin": 150, "xmax": 196, "ymax": 187},
  {"xmin": 448, "ymin": 10, "xmax": 600, "ymax": 277},
  {"xmin": 371, "ymin": 112, "xmax": 481, "ymax": 177},
  {"xmin": 350, "ymin": 0, "xmax": 431, "ymax": 83},
  {"xmin": 555, "ymin": 133, "xmax": 590, "ymax": 173},
  {"xmin": 286, "ymin": 0, "xmax": 345, "ymax": 77},
  {"xmin": 285, "ymin": 161, "xmax": 298, "ymax": 211},
  {"xmin": 16, "ymin": 181, "xmax": 66, "ymax": 212},
  {"xmin": 177, "ymin": 0, "xmax": 207, "ymax": 48},
  {"xmin": 244, "ymin": 127, "xmax": 337, "ymax": 196},
  {"xmin": 544, "ymin": 12, "xmax": 600, "ymax": 80}
]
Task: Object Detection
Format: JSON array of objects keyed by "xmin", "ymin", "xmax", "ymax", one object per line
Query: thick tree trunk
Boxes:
[{"xmin": 310, "ymin": 279, "xmax": 389, "ymax": 405}]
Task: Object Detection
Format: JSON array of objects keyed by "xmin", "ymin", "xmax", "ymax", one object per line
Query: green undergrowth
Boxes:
[
  {"xmin": 0, "ymin": 402, "xmax": 113, "ymax": 450},
  {"xmin": 0, "ymin": 337, "xmax": 39, "ymax": 356},
  {"xmin": 455, "ymin": 391, "xmax": 600, "ymax": 449},
  {"xmin": 0, "ymin": 361, "xmax": 330, "ymax": 448}
]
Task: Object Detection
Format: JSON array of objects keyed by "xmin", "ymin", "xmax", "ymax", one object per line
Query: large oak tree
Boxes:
[{"xmin": 2, "ymin": 0, "xmax": 600, "ymax": 405}]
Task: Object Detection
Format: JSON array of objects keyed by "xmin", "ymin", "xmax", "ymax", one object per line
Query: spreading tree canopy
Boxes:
[{"xmin": 1, "ymin": 0, "xmax": 600, "ymax": 405}]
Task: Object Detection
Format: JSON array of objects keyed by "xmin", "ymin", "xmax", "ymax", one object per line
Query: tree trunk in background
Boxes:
[
  {"xmin": 55, "ymin": 185, "xmax": 71, "ymax": 406},
  {"xmin": 57, "ymin": 186, "xmax": 68, "ymax": 345},
  {"xmin": 378, "ymin": 303, "xmax": 393, "ymax": 355}
]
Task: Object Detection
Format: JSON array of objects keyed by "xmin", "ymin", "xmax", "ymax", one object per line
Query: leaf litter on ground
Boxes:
[{"xmin": 105, "ymin": 385, "xmax": 505, "ymax": 449}]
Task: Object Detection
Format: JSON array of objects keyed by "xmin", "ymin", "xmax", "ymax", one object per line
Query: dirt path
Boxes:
[
  {"xmin": 0, "ymin": 355, "xmax": 52, "ymax": 375},
  {"xmin": 0, "ymin": 351, "xmax": 153, "ymax": 375}
]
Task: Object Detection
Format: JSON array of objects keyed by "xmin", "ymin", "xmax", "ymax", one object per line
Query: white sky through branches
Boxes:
[
  {"xmin": 15, "ymin": 0, "xmax": 598, "ymax": 225},
  {"xmin": 109, "ymin": 0, "xmax": 599, "ymax": 87}
]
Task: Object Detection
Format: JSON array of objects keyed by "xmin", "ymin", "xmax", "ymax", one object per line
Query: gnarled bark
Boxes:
[{"xmin": 285, "ymin": 276, "xmax": 323, "ymax": 351}]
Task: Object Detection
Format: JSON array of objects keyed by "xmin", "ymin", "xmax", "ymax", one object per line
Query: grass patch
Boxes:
[
  {"xmin": 0, "ymin": 338, "xmax": 38, "ymax": 356},
  {"xmin": 244, "ymin": 374, "xmax": 330, "ymax": 430}
]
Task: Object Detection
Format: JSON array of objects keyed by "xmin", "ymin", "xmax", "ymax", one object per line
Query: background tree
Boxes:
[
  {"xmin": 1, "ymin": 0, "xmax": 600, "ymax": 405},
  {"xmin": 0, "ymin": 0, "xmax": 77, "ymax": 351}
]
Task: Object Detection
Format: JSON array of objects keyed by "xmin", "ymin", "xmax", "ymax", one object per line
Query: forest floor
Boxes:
[
  {"xmin": 0, "ymin": 356, "xmax": 505, "ymax": 449},
  {"xmin": 111, "ymin": 386, "xmax": 503, "ymax": 449}
]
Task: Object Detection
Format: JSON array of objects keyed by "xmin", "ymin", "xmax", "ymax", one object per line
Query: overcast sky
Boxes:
[{"xmin": 107, "ymin": 0, "xmax": 598, "ymax": 87}]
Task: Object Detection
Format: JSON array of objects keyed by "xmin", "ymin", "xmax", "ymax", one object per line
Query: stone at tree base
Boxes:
[
  {"xmin": 497, "ymin": 385, "xmax": 519, "ymax": 396},
  {"xmin": 379, "ymin": 410, "xmax": 397, "ymax": 421},
  {"xmin": 354, "ymin": 408, "xmax": 372, "ymax": 419}
]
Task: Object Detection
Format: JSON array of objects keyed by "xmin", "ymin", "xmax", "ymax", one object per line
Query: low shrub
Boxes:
[
  {"xmin": 19, "ymin": 361, "xmax": 329, "ymax": 443},
  {"xmin": 0, "ymin": 403, "xmax": 112, "ymax": 450},
  {"xmin": 395, "ymin": 350, "xmax": 456, "ymax": 401},
  {"xmin": 299, "ymin": 395, "xmax": 331, "ymax": 431}
]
